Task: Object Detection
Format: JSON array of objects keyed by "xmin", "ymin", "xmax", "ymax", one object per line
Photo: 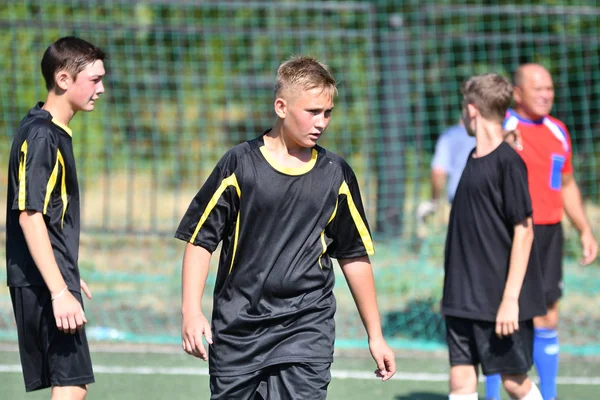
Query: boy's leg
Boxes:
[
  {"xmin": 51, "ymin": 385, "xmax": 88, "ymax": 400},
  {"xmin": 264, "ymin": 362, "xmax": 331, "ymax": 400},
  {"xmin": 445, "ymin": 316, "xmax": 479, "ymax": 397},
  {"xmin": 501, "ymin": 374, "xmax": 542, "ymax": 400},
  {"xmin": 10, "ymin": 287, "xmax": 94, "ymax": 393},
  {"xmin": 485, "ymin": 373, "xmax": 502, "ymax": 400},
  {"xmin": 533, "ymin": 316, "xmax": 559, "ymax": 400},
  {"xmin": 210, "ymin": 369, "xmax": 264, "ymax": 400},
  {"xmin": 475, "ymin": 319, "xmax": 536, "ymax": 399},
  {"xmin": 449, "ymin": 365, "xmax": 478, "ymax": 395}
]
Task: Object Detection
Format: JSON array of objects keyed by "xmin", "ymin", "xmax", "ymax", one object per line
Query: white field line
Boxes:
[{"xmin": 1, "ymin": 364, "xmax": 600, "ymax": 385}]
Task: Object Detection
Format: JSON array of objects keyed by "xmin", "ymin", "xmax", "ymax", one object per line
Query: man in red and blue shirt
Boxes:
[{"xmin": 485, "ymin": 64, "xmax": 598, "ymax": 400}]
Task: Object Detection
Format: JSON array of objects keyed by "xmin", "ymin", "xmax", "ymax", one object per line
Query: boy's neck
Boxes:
[
  {"xmin": 473, "ymin": 119, "xmax": 504, "ymax": 158},
  {"xmin": 263, "ymin": 123, "xmax": 314, "ymax": 167},
  {"xmin": 42, "ymin": 92, "xmax": 75, "ymax": 127}
]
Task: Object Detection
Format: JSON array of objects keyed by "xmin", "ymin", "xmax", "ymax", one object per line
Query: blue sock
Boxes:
[
  {"xmin": 534, "ymin": 328, "xmax": 559, "ymax": 400},
  {"xmin": 485, "ymin": 374, "xmax": 502, "ymax": 400}
]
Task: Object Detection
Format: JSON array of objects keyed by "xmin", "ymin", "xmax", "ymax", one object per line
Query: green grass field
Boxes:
[{"xmin": 1, "ymin": 345, "xmax": 600, "ymax": 399}]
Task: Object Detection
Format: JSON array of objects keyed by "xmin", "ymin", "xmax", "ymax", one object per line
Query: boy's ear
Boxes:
[
  {"xmin": 54, "ymin": 70, "xmax": 71, "ymax": 91},
  {"xmin": 274, "ymin": 97, "xmax": 287, "ymax": 118},
  {"xmin": 467, "ymin": 103, "xmax": 478, "ymax": 119}
]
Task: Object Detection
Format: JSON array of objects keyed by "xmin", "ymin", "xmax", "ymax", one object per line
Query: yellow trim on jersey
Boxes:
[
  {"xmin": 44, "ymin": 156, "xmax": 60, "ymax": 214},
  {"xmin": 57, "ymin": 151, "xmax": 68, "ymax": 228},
  {"xmin": 229, "ymin": 211, "xmax": 241, "ymax": 274},
  {"xmin": 18, "ymin": 141, "xmax": 28, "ymax": 210},
  {"xmin": 189, "ymin": 174, "xmax": 242, "ymax": 274},
  {"xmin": 338, "ymin": 181, "xmax": 374, "ymax": 255},
  {"xmin": 52, "ymin": 118, "xmax": 73, "ymax": 137},
  {"xmin": 259, "ymin": 147, "xmax": 318, "ymax": 175},
  {"xmin": 318, "ymin": 201, "xmax": 339, "ymax": 269}
]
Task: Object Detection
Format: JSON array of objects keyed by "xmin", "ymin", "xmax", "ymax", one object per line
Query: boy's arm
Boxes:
[
  {"xmin": 339, "ymin": 255, "xmax": 396, "ymax": 381},
  {"xmin": 19, "ymin": 210, "xmax": 87, "ymax": 335},
  {"xmin": 496, "ymin": 217, "xmax": 534, "ymax": 338},
  {"xmin": 562, "ymin": 173, "xmax": 598, "ymax": 265},
  {"xmin": 181, "ymin": 242, "xmax": 213, "ymax": 361}
]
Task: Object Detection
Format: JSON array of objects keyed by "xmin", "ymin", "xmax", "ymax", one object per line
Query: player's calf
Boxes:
[{"xmin": 501, "ymin": 374, "xmax": 542, "ymax": 400}]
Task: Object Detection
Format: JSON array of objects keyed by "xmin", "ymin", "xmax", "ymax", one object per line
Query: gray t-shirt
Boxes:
[{"xmin": 431, "ymin": 124, "xmax": 476, "ymax": 202}]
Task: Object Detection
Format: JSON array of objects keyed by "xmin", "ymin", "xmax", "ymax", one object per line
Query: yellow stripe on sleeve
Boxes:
[
  {"xmin": 190, "ymin": 174, "xmax": 242, "ymax": 274},
  {"xmin": 18, "ymin": 141, "xmax": 28, "ymax": 210},
  {"xmin": 43, "ymin": 157, "xmax": 60, "ymax": 214},
  {"xmin": 338, "ymin": 181, "xmax": 374, "ymax": 255},
  {"xmin": 57, "ymin": 151, "xmax": 68, "ymax": 228}
]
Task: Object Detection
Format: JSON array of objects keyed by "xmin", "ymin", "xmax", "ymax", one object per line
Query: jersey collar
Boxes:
[
  {"xmin": 32, "ymin": 102, "xmax": 73, "ymax": 137},
  {"xmin": 51, "ymin": 118, "xmax": 73, "ymax": 137},
  {"xmin": 507, "ymin": 108, "xmax": 545, "ymax": 125}
]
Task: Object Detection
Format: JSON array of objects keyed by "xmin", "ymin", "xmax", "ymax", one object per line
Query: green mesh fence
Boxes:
[{"xmin": 0, "ymin": 1, "xmax": 599, "ymax": 354}]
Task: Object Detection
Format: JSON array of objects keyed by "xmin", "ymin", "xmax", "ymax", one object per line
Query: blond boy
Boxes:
[{"xmin": 176, "ymin": 56, "xmax": 395, "ymax": 399}]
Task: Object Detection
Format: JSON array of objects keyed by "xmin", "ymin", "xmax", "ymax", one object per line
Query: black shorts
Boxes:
[
  {"xmin": 210, "ymin": 362, "xmax": 331, "ymax": 400},
  {"xmin": 446, "ymin": 316, "xmax": 534, "ymax": 376},
  {"xmin": 10, "ymin": 286, "xmax": 95, "ymax": 392},
  {"xmin": 534, "ymin": 223, "xmax": 563, "ymax": 304}
]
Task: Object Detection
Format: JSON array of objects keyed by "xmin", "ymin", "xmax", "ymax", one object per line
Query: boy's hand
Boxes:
[
  {"xmin": 52, "ymin": 289, "xmax": 87, "ymax": 335},
  {"xmin": 182, "ymin": 311, "xmax": 213, "ymax": 361},
  {"xmin": 369, "ymin": 337, "xmax": 396, "ymax": 381},
  {"xmin": 495, "ymin": 297, "xmax": 519, "ymax": 338},
  {"xmin": 80, "ymin": 278, "xmax": 92, "ymax": 299}
]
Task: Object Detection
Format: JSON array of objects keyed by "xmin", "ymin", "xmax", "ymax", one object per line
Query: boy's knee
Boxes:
[
  {"xmin": 449, "ymin": 365, "xmax": 478, "ymax": 394},
  {"xmin": 534, "ymin": 303, "xmax": 559, "ymax": 329},
  {"xmin": 51, "ymin": 384, "xmax": 88, "ymax": 400},
  {"xmin": 501, "ymin": 374, "xmax": 530, "ymax": 399}
]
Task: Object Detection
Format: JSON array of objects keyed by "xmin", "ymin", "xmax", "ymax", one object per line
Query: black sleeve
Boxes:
[
  {"xmin": 174, "ymin": 159, "xmax": 241, "ymax": 252},
  {"xmin": 326, "ymin": 172, "xmax": 375, "ymax": 259},
  {"xmin": 502, "ymin": 156, "xmax": 533, "ymax": 225},
  {"xmin": 12, "ymin": 137, "xmax": 56, "ymax": 213}
]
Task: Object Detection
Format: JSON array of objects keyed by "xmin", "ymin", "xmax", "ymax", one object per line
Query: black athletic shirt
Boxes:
[
  {"xmin": 175, "ymin": 133, "xmax": 374, "ymax": 376},
  {"xmin": 6, "ymin": 103, "xmax": 81, "ymax": 293},
  {"xmin": 442, "ymin": 142, "xmax": 546, "ymax": 322}
]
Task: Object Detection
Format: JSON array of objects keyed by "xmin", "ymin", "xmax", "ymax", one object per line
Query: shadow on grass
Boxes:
[{"xmin": 395, "ymin": 393, "xmax": 447, "ymax": 400}]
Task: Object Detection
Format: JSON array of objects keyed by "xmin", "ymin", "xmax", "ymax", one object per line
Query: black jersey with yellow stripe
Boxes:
[
  {"xmin": 176, "ymin": 133, "xmax": 374, "ymax": 376},
  {"xmin": 6, "ymin": 103, "xmax": 81, "ymax": 293}
]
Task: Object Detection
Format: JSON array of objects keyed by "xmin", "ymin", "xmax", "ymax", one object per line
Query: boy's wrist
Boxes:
[
  {"xmin": 502, "ymin": 294, "xmax": 519, "ymax": 302},
  {"xmin": 47, "ymin": 278, "xmax": 68, "ymax": 296},
  {"xmin": 51, "ymin": 285, "xmax": 69, "ymax": 301},
  {"xmin": 367, "ymin": 330, "xmax": 385, "ymax": 342},
  {"xmin": 181, "ymin": 305, "xmax": 203, "ymax": 316}
]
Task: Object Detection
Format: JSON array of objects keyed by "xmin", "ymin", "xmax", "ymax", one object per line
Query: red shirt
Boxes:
[{"xmin": 504, "ymin": 109, "xmax": 573, "ymax": 225}]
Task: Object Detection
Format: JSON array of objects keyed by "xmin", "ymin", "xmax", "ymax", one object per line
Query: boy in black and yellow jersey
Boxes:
[
  {"xmin": 6, "ymin": 37, "xmax": 105, "ymax": 398},
  {"xmin": 176, "ymin": 55, "xmax": 396, "ymax": 399}
]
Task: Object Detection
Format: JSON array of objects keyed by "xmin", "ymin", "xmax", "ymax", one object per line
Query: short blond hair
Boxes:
[
  {"xmin": 461, "ymin": 73, "xmax": 512, "ymax": 123},
  {"xmin": 274, "ymin": 55, "xmax": 337, "ymax": 99}
]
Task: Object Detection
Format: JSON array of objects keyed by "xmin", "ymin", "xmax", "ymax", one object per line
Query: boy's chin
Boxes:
[{"xmin": 80, "ymin": 102, "xmax": 96, "ymax": 111}]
